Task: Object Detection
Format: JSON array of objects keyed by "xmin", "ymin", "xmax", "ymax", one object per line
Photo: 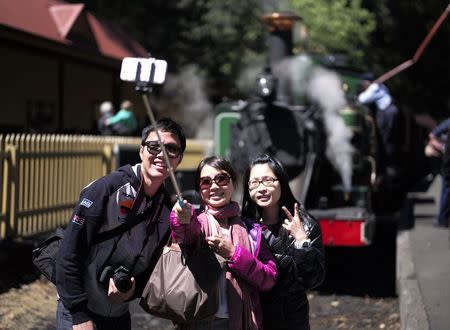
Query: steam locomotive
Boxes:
[{"xmin": 213, "ymin": 12, "xmax": 426, "ymax": 248}]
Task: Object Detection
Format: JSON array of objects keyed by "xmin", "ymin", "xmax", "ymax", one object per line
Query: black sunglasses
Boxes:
[
  {"xmin": 199, "ymin": 173, "xmax": 231, "ymax": 189},
  {"xmin": 142, "ymin": 141, "xmax": 181, "ymax": 159}
]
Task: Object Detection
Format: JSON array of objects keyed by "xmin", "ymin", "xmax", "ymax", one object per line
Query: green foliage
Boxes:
[
  {"xmin": 75, "ymin": 0, "xmax": 267, "ymax": 99},
  {"xmin": 176, "ymin": 0, "xmax": 266, "ymax": 98},
  {"xmin": 288, "ymin": 0, "xmax": 376, "ymax": 66},
  {"xmin": 73, "ymin": 0, "xmax": 376, "ymax": 97}
]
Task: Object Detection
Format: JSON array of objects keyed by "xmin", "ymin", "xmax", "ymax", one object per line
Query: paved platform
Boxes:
[{"xmin": 397, "ymin": 175, "xmax": 450, "ymax": 330}]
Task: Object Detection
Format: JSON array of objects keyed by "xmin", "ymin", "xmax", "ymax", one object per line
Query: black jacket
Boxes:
[
  {"xmin": 442, "ymin": 128, "xmax": 450, "ymax": 184},
  {"xmin": 261, "ymin": 207, "xmax": 325, "ymax": 330},
  {"xmin": 55, "ymin": 164, "xmax": 172, "ymax": 324}
]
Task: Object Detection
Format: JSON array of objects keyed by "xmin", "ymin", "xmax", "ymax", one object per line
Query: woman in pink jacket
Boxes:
[{"xmin": 170, "ymin": 156, "xmax": 278, "ymax": 329}]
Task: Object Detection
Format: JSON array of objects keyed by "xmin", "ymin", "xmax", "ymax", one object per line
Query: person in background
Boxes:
[
  {"xmin": 171, "ymin": 155, "xmax": 278, "ymax": 329},
  {"xmin": 358, "ymin": 76, "xmax": 401, "ymax": 179},
  {"xmin": 55, "ymin": 118, "xmax": 186, "ymax": 329},
  {"xmin": 242, "ymin": 154, "xmax": 325, "ymax": 330},
  {"xmin": 425, "ymin": 118, "xmax": 450, "ymax": 228},
  {"xmin": 97, "ymin": 101, "xmax": 115, "ymax": 135},
  {"xmin": 105, "ymin": 100, "xmax": 138, "ymax": 136}
]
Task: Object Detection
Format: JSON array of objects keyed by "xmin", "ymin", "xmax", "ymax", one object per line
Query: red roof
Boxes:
[{"xmin": 0, "ymin": 0, "xmax": 148, "ymax": 60}]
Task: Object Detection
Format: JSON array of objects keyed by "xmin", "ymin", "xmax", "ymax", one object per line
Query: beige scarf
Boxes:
[{"xmin": 198, "ymin": 202, "xmax": 259, "ymax": 330}]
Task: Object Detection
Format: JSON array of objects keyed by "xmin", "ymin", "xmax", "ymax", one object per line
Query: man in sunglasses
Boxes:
[{"xmin": 55, "ymin": 118, "xmax": 186, "ymax": 330}]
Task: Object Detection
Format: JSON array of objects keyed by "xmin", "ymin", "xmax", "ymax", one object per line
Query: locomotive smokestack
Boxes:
[{"xmin": 261, "ymin": 12, "xmax": 301, "ymax": 65}]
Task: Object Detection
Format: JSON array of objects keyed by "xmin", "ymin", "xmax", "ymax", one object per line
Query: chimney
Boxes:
[{"xmin": 261, "ymin": 12, "xmax": 301, "ymax": 65}]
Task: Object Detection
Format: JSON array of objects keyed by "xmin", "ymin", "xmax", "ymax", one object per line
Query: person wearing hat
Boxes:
[{"xmin": 358, "ymin": 77, "xmax": 400, "ymax": 179}]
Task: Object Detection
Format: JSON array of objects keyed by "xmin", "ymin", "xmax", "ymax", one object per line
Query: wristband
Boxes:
[{"xmin": 294, "ymin": 238, "xmax": 311, "ymax": 249}]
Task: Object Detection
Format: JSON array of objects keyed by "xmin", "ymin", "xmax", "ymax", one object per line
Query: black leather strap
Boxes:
[{"xmin": 93, "ymin": 187, "xmax": 163, "ymax": 244}]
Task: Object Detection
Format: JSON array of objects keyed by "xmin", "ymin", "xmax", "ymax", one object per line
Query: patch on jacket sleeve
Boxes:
[
  {"xmin": 80, "ymin": 198, "xmax": 93, "ymax": 208},
  {"xmin": 72, "ymin": 214, "xmax": 85, "ymax": 226}
]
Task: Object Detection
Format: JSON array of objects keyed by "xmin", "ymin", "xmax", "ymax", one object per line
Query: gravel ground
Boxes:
[
  {"xmin": 0, "ymin": 227, "xmax": 400, "ymax": 330},
  {"xmin": 0, "ymin": 279, "xmax": 57, "ymax": 330},
  {"xmin": 0, "ymin": 278, "xmax": 400, "ymax": 330},
  {"xmin": 308, "ymin": 292, "xmax": 400, "ymax": 330}
]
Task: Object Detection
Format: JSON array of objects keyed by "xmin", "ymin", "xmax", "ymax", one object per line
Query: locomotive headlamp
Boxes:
[{"xmin": 255, "ymin": 68, "xmax": 277, "ymax": 100}]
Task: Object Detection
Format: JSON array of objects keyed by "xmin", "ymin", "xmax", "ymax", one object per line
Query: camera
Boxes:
[
  {"xmin": 99, "ymin": 265, "xmax": 132, "ymax": 293},
  {"xmin": 112, "ymin": 266, "xmax": 133, "ymax": 292},
  {"xmin": 120, "ymin": 57, "xmax": 167, "ymax": 85}
]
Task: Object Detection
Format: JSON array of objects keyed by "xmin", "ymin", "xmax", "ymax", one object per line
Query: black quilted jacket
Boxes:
[{"xmin": 260, "ymin": 206, "xmax": 326, "ymax": 330}]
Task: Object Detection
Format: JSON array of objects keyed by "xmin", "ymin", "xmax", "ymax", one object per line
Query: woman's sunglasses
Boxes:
[{"xmin": 199, "ymin": 173, "xmax": 231, "ymax": 189}]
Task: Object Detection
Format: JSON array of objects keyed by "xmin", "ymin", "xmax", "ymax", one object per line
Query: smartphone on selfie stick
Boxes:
[{"xmin": 120, "ymin": 57, "xmax": 184, "ymax": 207}]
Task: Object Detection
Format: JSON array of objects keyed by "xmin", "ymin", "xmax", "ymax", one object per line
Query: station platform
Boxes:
[{"xmin": 397, "ymin": 175, "xmax": 450, "ymax": 330}]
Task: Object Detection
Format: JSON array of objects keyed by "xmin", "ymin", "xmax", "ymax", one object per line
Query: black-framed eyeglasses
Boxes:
[
  {"xmin": 199, "ymin": 173, "xmax": 232, "ymax": 189},
  {"xmin": 248, "ymin": 177, "xmax": 278, "ymax": 190},
  {"xmin": 142, "ymin": 141, "xmax": 181, "ymax": 159}
]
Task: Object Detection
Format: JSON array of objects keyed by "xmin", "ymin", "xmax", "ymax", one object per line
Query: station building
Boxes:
[{"xmin": 0, "ymin": 0, "xmax": 148, "ymax": 134}]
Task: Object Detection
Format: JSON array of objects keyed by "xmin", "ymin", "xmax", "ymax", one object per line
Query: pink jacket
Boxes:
[{"xmin": 170, "ymin": 209, "xmax": 278, "ymax": 329}]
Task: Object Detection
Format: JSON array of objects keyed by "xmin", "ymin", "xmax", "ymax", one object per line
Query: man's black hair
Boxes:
[{"xmin": 141, "ymin": 117, "xmax": 186, "ymax": 153}]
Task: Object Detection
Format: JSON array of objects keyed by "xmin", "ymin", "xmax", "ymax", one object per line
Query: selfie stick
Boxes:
[{"xmin": 134, "ymin": 61, "xmax": 184, "ymax": 207}]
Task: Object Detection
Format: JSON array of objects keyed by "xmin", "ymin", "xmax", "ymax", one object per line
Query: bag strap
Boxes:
[
  {"xmin": 128, "ymin": 192, "xmax": 167, "ymax": 273},
  {"xmin": 93, "ymin": 185, "xmax": 162, "ymax": 244},
  {"xmin": 92, "ymin": 187, "xmax": 167, "ymax": 277}
]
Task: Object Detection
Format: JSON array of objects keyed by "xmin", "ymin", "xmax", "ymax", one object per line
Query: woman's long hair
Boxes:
[{"xmin": 242, "ymin": 154, "xmax": 298, "ymax": 241}]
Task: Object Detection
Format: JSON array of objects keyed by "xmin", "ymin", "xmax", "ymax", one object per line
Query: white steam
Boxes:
[
  {"xmin": 307, "ymin": 66, "xmax": 354, "ymax": 190},
  {"xmin": 155, "ymin": 65, "xmax": 213, "ymax": 139},
  {"xmin": 272, "ymin": 55, "xmax": 354, "ymax": 190}
]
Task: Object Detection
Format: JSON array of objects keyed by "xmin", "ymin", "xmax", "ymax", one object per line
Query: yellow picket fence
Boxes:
[{"xmin": 0, "ymin": 134, "xmax": 211, "ymax": 240}]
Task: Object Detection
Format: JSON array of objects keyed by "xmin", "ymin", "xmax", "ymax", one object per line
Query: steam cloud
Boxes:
[
  {"xmin": 307, "ymin": 65, "xmax": 354, "ymax": 190},
  {"xmin": 156, "ymin": 58, "xmax": 354, "ymax": 190},
  {"xmin": 155, "ymin": 65, "xmax": 214, "ymax": 139},
  {"xmin": 274, "ymin": 54, "xmax": 354, "ymax": 190}
]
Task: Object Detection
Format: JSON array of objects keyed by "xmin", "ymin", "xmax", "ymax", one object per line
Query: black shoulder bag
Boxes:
[{"xmin": 32, "ymin": 189, "xmax": 156, "ymax": 284}]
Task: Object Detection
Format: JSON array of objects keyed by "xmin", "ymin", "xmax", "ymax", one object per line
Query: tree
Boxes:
[
  {"xmin": 73, "ymin": 0, "xmax": 266, "ymax": 100},
  {"xmin": 287, "ymin": 0, "xmax": 376, "ymax": 67},
  {"xmin": 175, "ymin": 0, "xmax": 267, "ymax": 99},
  {"xmin": 72, "ymin": 0, "xmax": 450, "ymax": 121}
]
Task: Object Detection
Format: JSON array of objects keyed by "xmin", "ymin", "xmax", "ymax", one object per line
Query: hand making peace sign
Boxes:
[{"xmin": 281, "ymin": 203, "xmax": 309, "ymax": 242}]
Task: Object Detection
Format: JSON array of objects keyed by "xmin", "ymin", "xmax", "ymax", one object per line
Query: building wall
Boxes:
[
  {"xmin": 64, "ymin": 62, "xmax": 114, "ymax": 133},
  {"xmin": 0, "ymin": 45, "xmax": 58, "ymax": 132},
  {"xmin": 0, "ymin": 44, "xmax": 136, "ymax": 134}
]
